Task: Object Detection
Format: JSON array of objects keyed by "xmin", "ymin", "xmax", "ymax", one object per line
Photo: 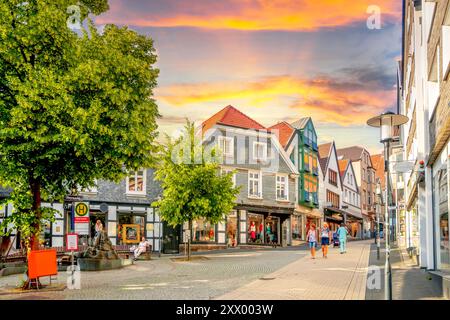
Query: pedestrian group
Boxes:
[{"xmin": 307, "ymin": 222, "xmax": 349, "ymax": 259}]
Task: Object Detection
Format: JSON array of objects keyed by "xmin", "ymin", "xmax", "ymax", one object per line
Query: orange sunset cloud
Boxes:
[
  {"xmin": 97, "ymin": 0, "xmax": 401, "ymax": 31},
  {"xmin": 155, "ymin": 75, "xmax": 395, "ymax": 126}
]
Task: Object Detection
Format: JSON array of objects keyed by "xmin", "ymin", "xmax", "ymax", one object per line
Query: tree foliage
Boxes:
[
  {"xmin": 153, "ymin": 120, "xmax": 240, "ymax": 227},
  {"xmin": 0, "ymin": 0, "xmax": 159, "ymax": 249}
]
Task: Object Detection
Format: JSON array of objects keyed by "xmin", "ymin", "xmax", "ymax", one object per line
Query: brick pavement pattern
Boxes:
[{"xmin": 217, "ymin": 240, "xmax": 371, "ymax": 300}]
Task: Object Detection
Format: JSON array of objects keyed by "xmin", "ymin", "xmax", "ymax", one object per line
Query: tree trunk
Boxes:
[
  {"xmin": 29, "ymin": 178, "xmax": 42, "ymax": 251},
  {"xmin": 23, "ymin": 178, "xmax": 42, "ymax": 290},
  {"xmin": 188, "ymin": 219, "xmax": 192, "ymax": 261}
]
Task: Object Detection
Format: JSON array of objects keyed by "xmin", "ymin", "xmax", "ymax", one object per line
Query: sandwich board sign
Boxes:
[{"xmin": 74, "ymin": 202, "xmax": 90, "ymax": 235}]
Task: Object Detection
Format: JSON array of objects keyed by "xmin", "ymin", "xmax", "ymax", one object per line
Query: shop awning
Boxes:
[
  {"xmin": 306, "ymin": 209, "xmax": 322, "ymax": 219},
  {"xmin": 344, "ymin": 210, "xmax": 363, "ymax": 221},
  {"xmin": 295, "ymin": 206, "xmax": 322, "ymax": 219}
]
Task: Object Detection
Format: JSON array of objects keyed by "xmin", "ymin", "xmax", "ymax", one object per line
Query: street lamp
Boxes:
[
  {"xmin": 367, "ymin": 111, "xmax": 408, "ymax": 301},
  {"xmin": 375, "ymin": 182, "xmax": 382, "ymax": 260}
]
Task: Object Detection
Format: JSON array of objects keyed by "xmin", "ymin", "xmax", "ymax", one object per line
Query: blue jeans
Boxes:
[{"xmin": 339, "ymin": 239, "xmax": 346, "ymax": 253}]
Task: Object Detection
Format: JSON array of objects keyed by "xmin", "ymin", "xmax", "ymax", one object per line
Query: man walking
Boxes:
[{"xmin": 337, "ymin": 223, "xmax": 348, "ymax": 254}]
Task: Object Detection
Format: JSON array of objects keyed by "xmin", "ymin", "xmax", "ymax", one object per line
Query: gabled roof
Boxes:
[
  {"xmin": 202, "ymin": 105, "xmax": 266, "ymax": 133},
  {"xmin": 291, "ymin": 117, "xmax": 311, "ymax": 130},
  {"xmin": 318, "ymin": 142, "xmax": 333, "ymax": 174},
  {"xmin": 338, "ymin": 159, "xmax": 350, "ymax": 179},
  {"xmin": 268, "ymin": 121, "xmax": 295, "ymax": 149},
  {"xmin": 371, "ymin": 154, "xmax": 385, "ymax": 187},
  {"xmin": 337, "ymin": 146, "xmax": 365, "ymax": 162}
]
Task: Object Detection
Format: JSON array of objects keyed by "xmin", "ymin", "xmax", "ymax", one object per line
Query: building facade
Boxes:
[
  {"xmin": 1, "ymin": 170, "xmax": 164, "ymax": 253},
  {"xmin": 337, "ymin": 146, "xmax": 377, "ymax": 238},
  {"xmin": 269, "ymin": 118, "xmax": 321, "ymax": 244},
  {"xmin": 196, "ymin": 105, "xmax": 298, "ymax": 248},
  {"xmin": 338, "ymin": 159, "xmax": 363, "ymax": 239},
  {"xmin": 318, "ymin": 142, "xmax": 344, "ymax": 232},
  {"xmin": 400, "ymin": 0, "xmax": 450, "ymax": 275}
]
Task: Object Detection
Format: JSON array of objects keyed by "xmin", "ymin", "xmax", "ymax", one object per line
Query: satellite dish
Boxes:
[{"xmin": 393, "ymin": 161, "xmax": 415, "ymax": 173}]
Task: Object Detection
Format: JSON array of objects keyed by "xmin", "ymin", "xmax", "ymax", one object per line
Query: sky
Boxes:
[{"xmin": 94, "ymin": 0, "xmax": 403, "ymax": 155}]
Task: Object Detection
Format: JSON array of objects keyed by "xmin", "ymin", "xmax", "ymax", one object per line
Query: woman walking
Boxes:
[
  {"xmin": 307, "ymin": 223, "xmax": 317, "ymax": 259},
  {"xmin": 320, "ymin": 223, "xmax": 331, "ymax": 258}
]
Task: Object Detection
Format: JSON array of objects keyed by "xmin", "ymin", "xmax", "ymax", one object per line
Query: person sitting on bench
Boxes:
[{"xmin": 131, "ymin": 237, "xmax": 150, "ymax": 260}]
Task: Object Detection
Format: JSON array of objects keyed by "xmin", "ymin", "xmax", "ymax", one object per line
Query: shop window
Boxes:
[
  {"xmin": 247, "ymin": 213, "xmax": 264, "ymax": 243},
  {"xmin": 248, "ymin": 171, "xmax": 262, "ymax": 198},
  {"xmin": 117, "ymin": 214, "xmax": 145, "ymax": 245},
  {"xmin": 291, "ymin": 215, "xmax": 303, "ymax": 240},
  {"xmin": 218, "ymin": 136, "xmax": 234, "ymax": 158},
  {"xmin": 192, "ymin": 218, "xmax": 215, "ymax": 242},
  {"xmin": 126, "ymin": 169, "xmax": 146, "ymax": 195},
  {"xmin": 276, "ymin": 175, "xmax": 288, "ymax": 201},
  {"xmin": 40, "ymin": 221, "xmax": 52, "ymax": 247},
  {"xmin": 435, "ymin": 165, "xmax": 449, "ymax": 271},
  {"xmin": 226, "ymin": 211, "xmax": 238, "ymax": 247},
  {"xmin": 265, "ymin": 216, "xmax": 279, "ymax": 244}
]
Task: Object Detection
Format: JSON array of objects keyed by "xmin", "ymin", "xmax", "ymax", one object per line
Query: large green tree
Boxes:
[
  {"xmin": 0, "ymin": 0, "xmax": 159, "ymax": 251},
  {"xmin": 153, "ymin": 120, "xmax": 240, "ymax": 260}
]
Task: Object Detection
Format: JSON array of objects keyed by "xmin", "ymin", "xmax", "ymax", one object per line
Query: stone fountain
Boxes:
[{"xmin": 76, "ymin": 230, "xmax": 131, "ymax": 271}]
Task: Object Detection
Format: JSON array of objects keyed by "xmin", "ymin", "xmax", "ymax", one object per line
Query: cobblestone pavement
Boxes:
[
  {"xmin": 0, "ymin": 240, "xmax": 387, "ymax": 300},
  {"xmin": 0, "ymin": 248, "xmax": 307, "ymax": 300},
  {"xmin": 218, "ymin": 240, "xmax": 371, "ymax": 300}
]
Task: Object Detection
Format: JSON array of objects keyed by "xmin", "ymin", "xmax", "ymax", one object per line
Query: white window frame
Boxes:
[
  {"xmin": 126, "ymin": 169, "xmax": 147, "ymax": 195},
  {"xmin": 252, "ymin": 141, "xmax": 267, "ymax": 161},
  {"xmin": 221, "ymin": 167, "xmax": 237, "ymax": 187},
  {"xmin": 218, "ymin": 136, "xmax": 234, "ymax": 158},
  {"xmin": 276, "ymin": 174, "xmax": 289, "ymax": 201},
  {"xmin": 248, "ymin": 170, "xmax": 262, "ymax": 198}
]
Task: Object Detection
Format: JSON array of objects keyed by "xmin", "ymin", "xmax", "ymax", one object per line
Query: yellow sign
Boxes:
[{"xmin": 75, "ymin": 202, "xmax": 89, "ymax": 217}]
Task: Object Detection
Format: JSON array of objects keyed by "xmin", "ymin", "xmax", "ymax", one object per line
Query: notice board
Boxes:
[{"xmin": 28, "ymin": 249, "xmax": 57, "ymax": 279}]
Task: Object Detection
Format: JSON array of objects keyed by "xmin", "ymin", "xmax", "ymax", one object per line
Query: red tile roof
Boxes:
[
  {"xmin": 268, "ymin": 122, "xmax": 295, "ymax": 148},
  {"xmin": 371, "ymin": 154, "xmax": 385, "ymax": 187},
  {"xmin": 202, "ymin": 105, "xmax": 266, "ymax": 133},
  {"xmin": 338, "ymin": 159, "xmax": 350, "ymax": 178}
]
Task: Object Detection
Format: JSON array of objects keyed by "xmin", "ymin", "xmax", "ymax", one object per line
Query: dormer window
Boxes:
[
  {"xmin": 253, "ymin": 141, "xmax": 267, "ymax": 161},
  {"xmin": 218, "ymin": 136, "xmax": 234, "ymax": 158}
]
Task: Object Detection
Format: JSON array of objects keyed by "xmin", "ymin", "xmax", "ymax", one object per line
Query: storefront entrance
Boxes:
[
  {"xmin": 265, "ymin": 216, "xmax": 280, "ymax": 245},
  {"xmin": 89, "ymin": 212, "xmax": 106, "ymax": 240},
  {"xmin": 163, "ymin": 222, "xmax": 180, "ymax": 254},
  {"xmin": 247, "ymin": 213, "xmax": 264, "ymax": 244}
]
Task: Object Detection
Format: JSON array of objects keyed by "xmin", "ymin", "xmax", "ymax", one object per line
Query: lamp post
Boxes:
[
  {"xmin": 375, "ymin": 182, "xmax": 382, "ymax": 260},
  {"xmin": 367, "ymin": 111, "xmax": 408, "ymax": 301}
]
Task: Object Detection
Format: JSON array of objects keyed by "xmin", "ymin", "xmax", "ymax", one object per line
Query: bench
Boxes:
[{"xmin": 115, "ymin": 244, "xmax": 152, "ymax": 260}]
